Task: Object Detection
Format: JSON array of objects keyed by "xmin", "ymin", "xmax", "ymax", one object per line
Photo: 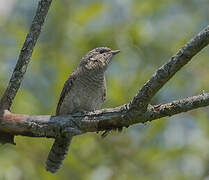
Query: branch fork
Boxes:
[{"xmin": 0, "ymin": 0, "xmax": 209, "ymax": 144}]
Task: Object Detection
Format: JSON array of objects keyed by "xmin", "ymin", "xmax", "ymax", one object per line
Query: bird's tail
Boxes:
[{"xmin": 46, "ymin": 136, "xmax": 72, "ymax": 173}]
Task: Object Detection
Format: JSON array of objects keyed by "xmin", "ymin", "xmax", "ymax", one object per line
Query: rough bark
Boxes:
[
  {"xmin": 129, "ymin": 26, "xmax": 209, "ymax": 112},
  {"xmin": 1, "ymin": 93, "xmax": 209, "ymax": 138},
  {"xmin": 0, "ymin": 0, "xmax": 52, "ymax": 144}
]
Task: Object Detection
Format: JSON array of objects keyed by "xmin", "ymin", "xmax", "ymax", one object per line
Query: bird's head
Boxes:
[{"xmin": 80, "ymin": 47, "xmax": 120, "ymax": 72}]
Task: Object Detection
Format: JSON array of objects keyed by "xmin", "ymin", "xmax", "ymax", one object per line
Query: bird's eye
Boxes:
[{"xmin": 99, "ymin": 49, "xmax": 105, "ymax": 54}]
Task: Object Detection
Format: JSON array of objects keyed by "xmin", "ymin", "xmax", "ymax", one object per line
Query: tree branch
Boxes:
[
  {"xmin": 0, "ymin": 3, "xmax": 208, "ymax": 146},
  {"xmin": 0, "ymin": 0, "xmax": 52, "ymax": 144},
  {"xmin": 0, "ymin": 0, "xmax": 52, "ymax": 110},
  {"xmin": 130, "ymin": 26, "xmax": 209, "ymax": 112},
  {"xmin": 1, "ymin": 93, "xmax": 209, "ymax": 138}
]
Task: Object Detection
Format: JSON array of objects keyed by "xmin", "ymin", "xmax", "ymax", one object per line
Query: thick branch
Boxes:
[
  {"xmin": 0, "ymin": 0, "xmax": 52, "ymax": 111},
  {"xmin": 1, "ymin": 93, "xmax": 209, "ymax": 138},
  {"xmin": 130, "ymin": 26, "xmax": 209, "ymax": 111}
]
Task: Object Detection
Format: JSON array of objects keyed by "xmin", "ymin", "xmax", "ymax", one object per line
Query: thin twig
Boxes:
[{"xmin": 130, "ymin": 26, "xmax": 209, "ymax": 112}]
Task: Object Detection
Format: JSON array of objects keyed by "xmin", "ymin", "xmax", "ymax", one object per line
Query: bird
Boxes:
[{"xmin": 45, "ymin": 47, "xmax": 120, "ymax": 173}]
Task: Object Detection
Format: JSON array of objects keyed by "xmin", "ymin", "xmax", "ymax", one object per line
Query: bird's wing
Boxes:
[{"xmin": 56, "ymin": 71, "xmax": 78, "ymax": 115}]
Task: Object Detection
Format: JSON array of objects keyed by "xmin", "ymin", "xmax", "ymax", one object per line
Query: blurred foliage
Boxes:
[{"xmin": 0, "ymin": 0, "xmax": 209, "ymax": 179}]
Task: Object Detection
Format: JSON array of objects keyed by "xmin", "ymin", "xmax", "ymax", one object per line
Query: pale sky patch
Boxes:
[{"xmin": 0, "ymin": 0, "xmax": 16, "ymax": 17}]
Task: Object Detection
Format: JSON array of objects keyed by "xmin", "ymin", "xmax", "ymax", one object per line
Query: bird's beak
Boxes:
[{"xmin": 111, "ymin": 50, "xmax": 120, "ymax": 55}]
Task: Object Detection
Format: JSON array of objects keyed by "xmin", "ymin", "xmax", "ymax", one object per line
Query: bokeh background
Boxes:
[{"xmin": 0, "ymin": 0, "xmax": 209, "ymax": 179}]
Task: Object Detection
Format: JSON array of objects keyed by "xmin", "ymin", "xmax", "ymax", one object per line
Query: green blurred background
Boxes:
[{"xmin": 0, "ymin": 0, "xmax": 209, "ymax": 179}]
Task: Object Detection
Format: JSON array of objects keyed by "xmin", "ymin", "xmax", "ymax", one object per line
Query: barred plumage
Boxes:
[{"xmin": 45, "ymin": 47, "xmax": 120, "ymax": 173}]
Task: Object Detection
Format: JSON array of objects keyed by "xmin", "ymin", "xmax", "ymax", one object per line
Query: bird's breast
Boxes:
[{"xmin": 59, "ymin": 76, "xmax": 106, "ymax": 114}]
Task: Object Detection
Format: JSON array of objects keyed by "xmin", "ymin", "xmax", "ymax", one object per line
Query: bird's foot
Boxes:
[{"xmin": 101, "ymin": 126, "xmax": 124, "ymax": 138}]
